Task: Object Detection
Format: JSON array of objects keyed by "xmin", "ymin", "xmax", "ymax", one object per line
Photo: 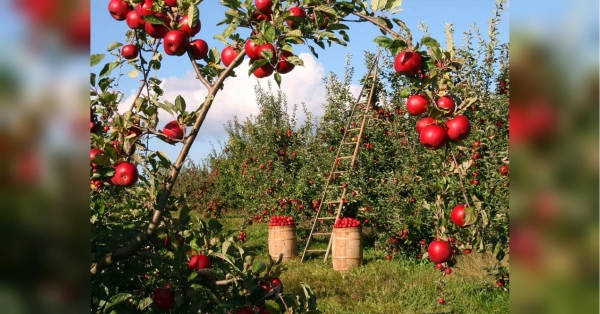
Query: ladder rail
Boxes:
[
  {"xmin": 300, "ymin": 51, "xmax": 382, "ymax": 263},
  {"xmin": 323, "ymin": 54, "xmax": 382, "ymax": 262}
]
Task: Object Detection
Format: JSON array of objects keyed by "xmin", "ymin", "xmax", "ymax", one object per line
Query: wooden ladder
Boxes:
[{"xmin": 300, "ymin": 52, "xmax": 381, "ymax": 263}]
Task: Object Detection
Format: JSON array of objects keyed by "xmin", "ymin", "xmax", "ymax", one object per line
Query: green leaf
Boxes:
[
  {"xmin": 187, "ymin": 271, "xmax": 198, "ymax": 281},
  {"xmin": 138, "ymin": 297, "xmax": 153, "ymax": 310},
  {"xmin": 371, "ymin": 0, "xmax": 386, "ymax": 11},
  {"xmin": 107, "ymin": 42, "xmax": 122, "ymax": 51},
  {"xmin": 385, "ymin": 0, "xmax": 404, "ymax": 11},
  {"xmin": 90, "ymin": 73, "xmax": 97, "ymax": 87},
  {"xmin": 252, "ymin": 260, "xmax": 266, "ymax": 274},
  {"xmin": 188, "ymin": 5, "xmax": 200, "ymax": 27},
  {"xmin": 154, "ymin": 101, "xmax": 175, "ymax": 116},
  {"xmin": 156, "ymin": 151, "xmax": 172, "ymax": 166},
  {"xmin": 314, "ymin": 5, "xmax": 336, "ymax": 15},
  {"xmin": 128, "ymin": 69, "xmax": 139, "ymax": 78},
  {"xmin": 325, "ymin": 23, "xmax": 350, "ymax": 31},
  {"xmin": 421, "ymin": 36, "xmax": 440, "ymax": 48},
  {"xmin": 265, "ymin": 300, "xmax": 281, "ymax": 314},
  {"xmin": 264, "ymin": 23, "xmax": 276, "ymax": 43},
  {"xmin": 274, "ymin": 72, "xmax": 282, "ymax": 88},
  {"xmin": 398, "ymin": 88, "xmax": 411, "ymax": 98},
  {"xmin": 247, "ymin": 59, "xmax": 269, "ymax": 76},
  {"xmin": 445, "ymin": 23, "xmax": 455, "ymax": 59},
  {"xmin": 392, "ymin": 18, "xmax": 412, "ymax": 43},
  {"xmin": 104, "ymin": 293, "xmax": 132, "ymax": 310},
  {"xmin": 90, "ymin": 54, "xmax": 105, "ymax": 67},
  {"xmin": 144, "ymin": 15, "xmax": 165, "ymax": 25},
  {"xmin": 222, "ymin": 240, "xmax": 231, "ymax": 254},
  {"xmin": 373, "ymin": 36, "xmax": 393, "ymax": 48},
  {"xmin": 307, "ymin": 45, "xmax": 318, "ymax": 58},
  {"xmin": 175, "ymin": 95, "xmax": 186, "ymax": 113},
  {"xmin": 99, "ymin": 61, "xmax": 120, "ymax": 78}
]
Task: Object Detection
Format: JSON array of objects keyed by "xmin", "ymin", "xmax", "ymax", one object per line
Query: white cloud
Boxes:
[{"xmin": 118, "ymin": 53, "xmax": 331, "ymax": 161}]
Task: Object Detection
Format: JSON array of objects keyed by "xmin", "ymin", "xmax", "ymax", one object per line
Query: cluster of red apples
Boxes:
[
  {"xmin": 108, "ymin": 0, "xmax": 208, "ymax": 59},
  {"xmin": 394, "ymin": 51, "xmax": 472, "ymax": 150},
  {"xmin": 268, "ymin": 215, "xmax": 295, "ymax": 226},
  {"xmin": 334, "ymin": 217, "xmax": 360, "ymax": 228},
  {"xmin": 230, "ymin": 0, "xmax": 306, "ymax": 78},
  {"xmin": 108, "ymin": 0, "xmax": 301, "ymax": 79},
  {"xmin": 90, "ymin": 106, "xmax": 143, "ymax": 189}
]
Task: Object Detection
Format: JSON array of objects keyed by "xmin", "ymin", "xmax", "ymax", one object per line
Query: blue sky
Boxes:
[{"xmin": 90, "ymin": 0, "xmax": 509, "ymax": 163}]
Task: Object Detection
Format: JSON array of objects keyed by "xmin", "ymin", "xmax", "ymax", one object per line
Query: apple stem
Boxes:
[{"xmin": 450, "ymin": 149, "xmax": 471, "ymax": 208}]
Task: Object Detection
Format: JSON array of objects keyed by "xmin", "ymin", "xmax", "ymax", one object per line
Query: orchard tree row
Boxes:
[{"xmin": 91, "ymin": 0, "xmax": 508, "ymax": 312}]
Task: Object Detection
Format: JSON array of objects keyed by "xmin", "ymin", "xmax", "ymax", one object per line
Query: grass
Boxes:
[{"xmin": 223, "ymin": 218, "xmax": 508, "ymax": 314}]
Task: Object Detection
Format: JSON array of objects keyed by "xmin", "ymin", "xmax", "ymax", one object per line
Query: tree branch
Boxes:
[
  {"xmin": 91, "ymin": 50, "xmax": 248, "ymax": 276},
  {"xmin": 128, "ymin": 39, "xmax": 162, "ymax": 113},
  {"xmin": 351, "ymin": 11, "xmax": 412, "ymax": 49},
  {"xmin": 186, "ymin": 47, "xmax": 212, "ymax": 90}
]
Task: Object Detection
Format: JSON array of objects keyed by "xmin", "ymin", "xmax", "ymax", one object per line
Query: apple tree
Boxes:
[{"xmin": 92, "ymin": 0, "xmax": 508, "ymax": 312}]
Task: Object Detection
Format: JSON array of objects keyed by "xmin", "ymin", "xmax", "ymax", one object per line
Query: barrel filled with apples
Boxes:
[
  {"xmin": 267, "ymin": 216, "xmax": 297, "ymax": 262},
  {"xmin": 331, "ymin": 217, "xmax": 363, "ymax": 272}
]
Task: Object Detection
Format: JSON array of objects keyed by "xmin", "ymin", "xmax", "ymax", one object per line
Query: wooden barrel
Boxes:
[
  {"xmin": 332, "ymin": 227, "xmax": 362, "ymax": 272},
  {"xmin": 268, "ymin": 225, "xmax": 297, "ymax": 262}
]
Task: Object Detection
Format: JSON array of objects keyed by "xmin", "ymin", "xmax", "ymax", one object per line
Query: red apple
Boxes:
[
  {"xmin": 253, "ymin": 63, "xmax": 274, "ymax": 78},
  {"xmin": 253, "ymin": 11, "xmax": 272, "ymax": 22},
  {"xmin": 450, "ymin": 204, "xmax": 475, "ymax": 227},
  {"xmin": 256, "ymin": 43, "xmax": 276, "ymax": 61},
  {"xmin": 178, "ymin": 14, "xmax": 201, "ymax": 37},
  {"xmin": 163, "ymin": 30, "xmax": 188, "ymax": 56},
  {"xmin": 234, "ymin": 307, "xmax": 255, "ymax": 314},
  {"xmin": 255, "ymin": 0, "xmax": 273, "ymax": 13},
  {"xmin": 145, "ymin": 14, "xmax": 170, "ymax": 39},
  {"xmin": 163, "ymin": 120, "xmax": 184, "ymax": 142},
  {"xmin": 394, "ymin": 51, "xmax": 422, "ymax": 75},
  {"xmin": 108, "ymin": 0, "xmax": 131, "ymax": 21},
  {"xmin": 445, "ymin": 115, "xmax": 471, "ymax": 141},
  {"xmin": 90, "ymin": 148, "xmax": 105, "ymax": 168},
  {"xmin": 276, "ymin": 50, "xmax": 295, "ymax": 74},
  {"xmin": 416, "ymin": 116, "xmax": 436, "ymax": 134},
  {"xmin": 190, "ymin": 39, "xmax": 209, "ymax": 60},
  {"xmin": 121, "ymin": 44, "xmax": 139, "ymax": 60},
  {"xmin": 245, "ymin": 39, "xmax": 261, "ymax": 60},
  {"xmin": 221, "ymin": 46, "xmax": 240, "ymax": 67},
  {"xmin": 419, "ymin": 125, "xmax": 447, "ymax": 150},
  {"xmin": 152, "ymin": 287, "xmax": 175, "ymax": 310},
  {"xmin": 428, "ymin": 240, "xmax": 452, "ymax": 263},
  {"xmin": 164, "ymin": 0, "xmax": 178, "ymax": 7},
  {"xmin": 125, "ymin": 9, "xmax": 145, "ymax": 29},
  {"xmin": 270, "ymin": 277, "xmax": 283, "ymax": 293},
  {"xmin": 188, "ymin": 254, "xmax": 212, "ymax": 271},
  {"xmin": 437, "ymin": 95, "xmax": 456, "ymax": 115},
  {"xmin": 136, "ymin": 0, "xmax": 154, "ymax": 16},
  {"xmin": 406, "ymin": 94, "xmax": 430, "ymax": 116},
  {"xmin": 500, "ymin": 165, "xmax": 509, "ymax": 175},
  {"xmin": 110, "ymin": 161, "xmax": 139, "ymax": 186},
  {"xmin": 286, "ymin": 7, "xmax": 307, "ymax": 29}
]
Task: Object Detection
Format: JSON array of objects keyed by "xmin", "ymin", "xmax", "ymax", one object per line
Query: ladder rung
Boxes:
[
  {"xmin": 346, "ymin": 128, "xmax": 361, "ymax": 132},
  {"xmin": 319, "ymin": 217, "xmax": 337, "ymax": 220},
  {"xmin": 332, "ymin": 171, "xmax": 346, "ymax": 174},
  {"xmin": 326, "ymin": 200, "xmax": 341, "ymax": 204},
  {"xmin": 306, "ymin": 249, "xmax": 328, "ymax": 252},
  {"xmin": 338, "ymin": 156, "xmax": 353, "ymax": 159},
  {"xmin": 342, "ymin": 141, "xmax": 357, "ymax": 145},
  {"xmin": 312, "ymin": 233, "xmax": 331, "ymax": 236}
]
